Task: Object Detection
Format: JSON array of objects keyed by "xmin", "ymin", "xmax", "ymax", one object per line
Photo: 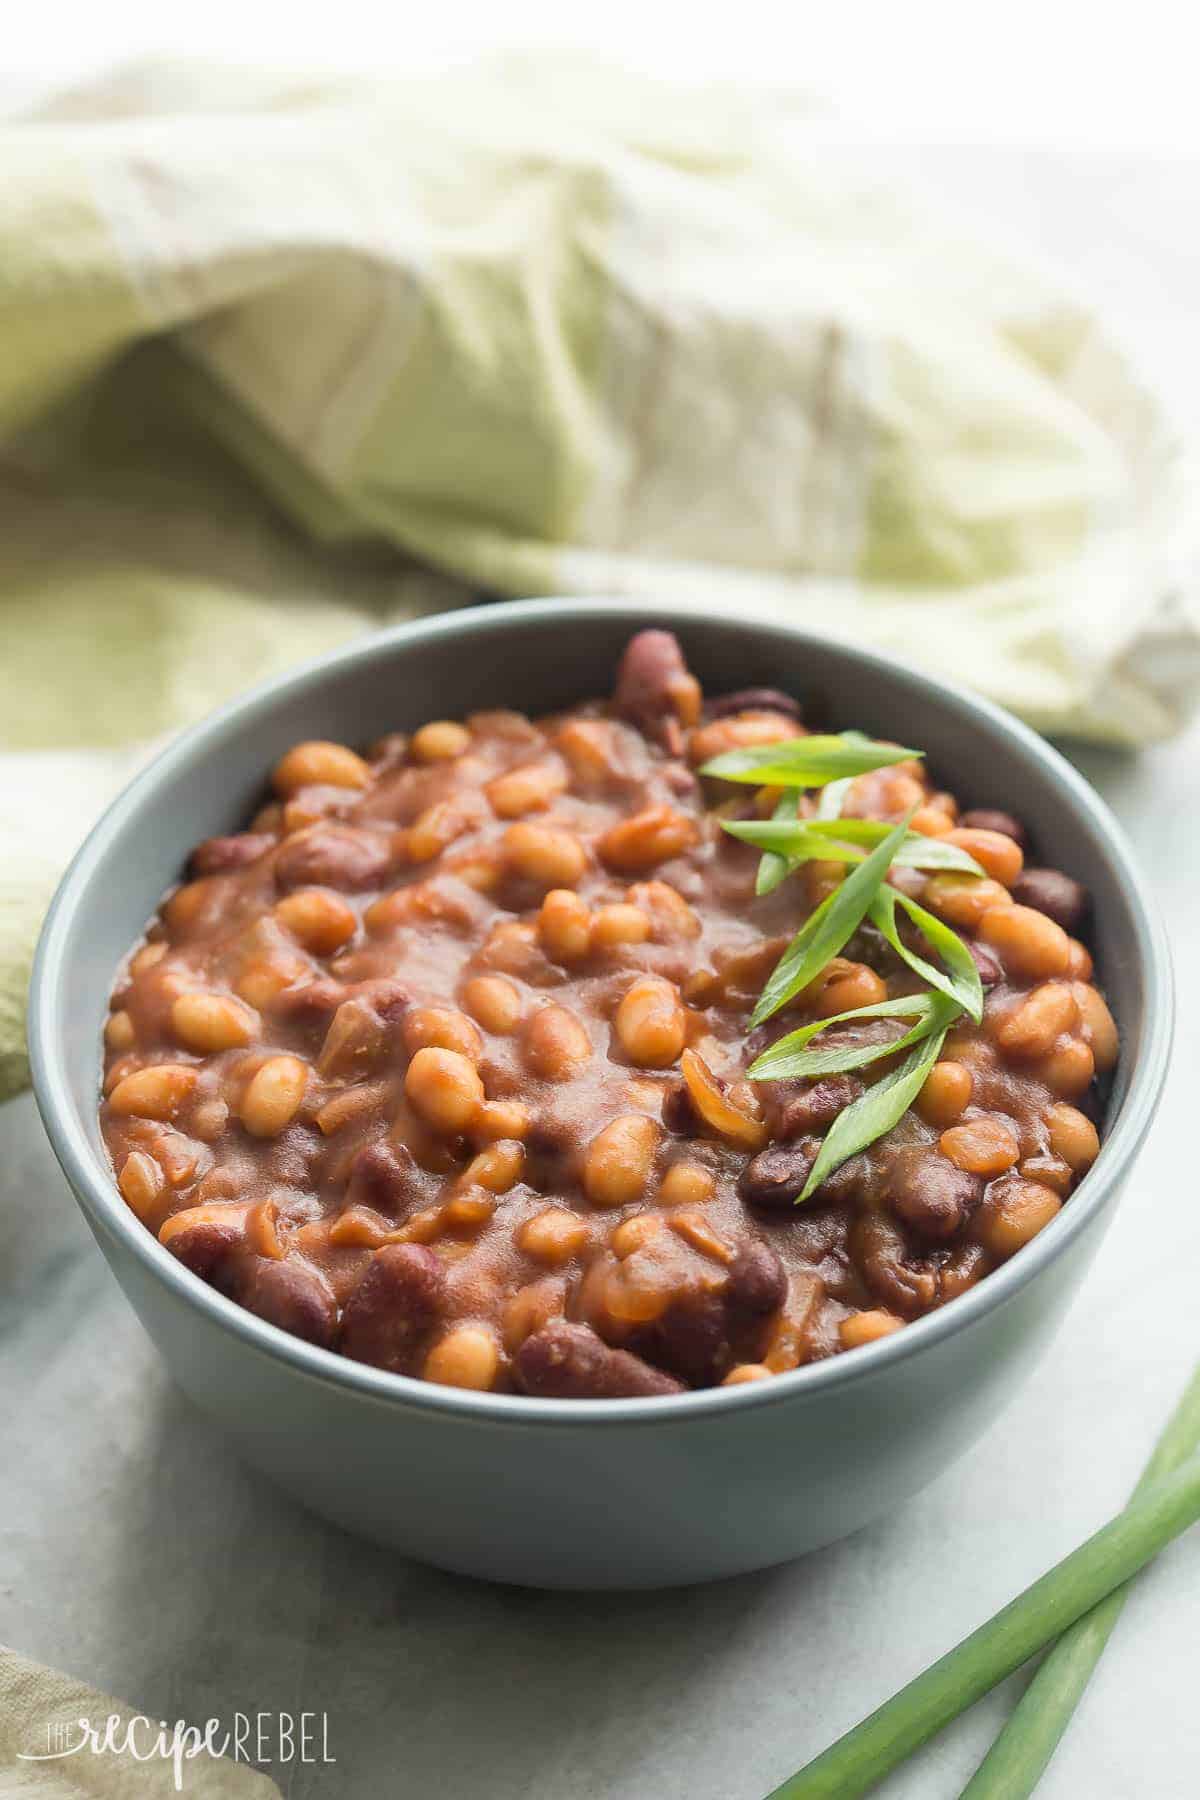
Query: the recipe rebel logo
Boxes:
[{"xmin": 18, "ymin": 1709, "xmax": 336, "ymax": 1790}]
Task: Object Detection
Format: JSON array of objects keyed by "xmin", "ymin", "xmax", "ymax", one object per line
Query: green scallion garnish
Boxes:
[
  {"xmin": 701, "ymin": 732, "xmax": 919, "ymax": 787},
  {"xmin": 711, "ymin": 730, "xmax": 987, "ymax": 1200},
  {"xmin": 797, "ymin": 1023, "xmax": 952, "ymax": 1200},
  {"xmin": 747, "ymin": 993, "xmax": 954, "ymax": 1082},
  {"xmin": 748, "ymin": 814, "xmax": 915, "ymax": 1029}
]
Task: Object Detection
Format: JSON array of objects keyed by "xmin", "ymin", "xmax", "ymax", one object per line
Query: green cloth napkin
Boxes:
[{"xmin": 1, "ymin": 56, "xmax": 1197, "ymax": 1102}]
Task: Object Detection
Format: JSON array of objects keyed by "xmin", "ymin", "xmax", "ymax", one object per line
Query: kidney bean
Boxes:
[
  {"xmin": 274, "ymin": 978, "xmax": 345, "ymax": 1026},
  {"xmin": 966, "ymin": 939, "xmax": 1004, "ymax": 988},
  {"xmin": 641, "ymin": 1290, "xmax": 729, "ymax": 1385},
  {"xmin": 706, "ymin": 687, "xmax": 801, "ymax": 720},
  {"xmin": 937, "ymin": 1241, "xmax": 991, "ymax": 1302},
  {"xmin": 959, "ymin": 809, "xmax": 1027, "ymax": 849},
  {"xmin": 339, "ymin": 1244, "xmax": 447, "ymax": 1373},
  {"xmin": 1012, "ymin": 867, "xmax": 1089, "ymax": 933},
  {"xmin": 738, "ymin": 1141, "xmax": 817, "ymax": 1209},
  {"xmin": 236, "ymin": 1257, "xmax": 337, "ymax": 1347},
  {"xmin": 190, "ymin": 832, "xmax": 277, "ymax": 875},
  {"xmin": 843, "ymin": 921, "xmax": 903, "ymax": 977},
  {"xmin": 661, "ymin": 1078, "xmax": 699, "ymax": 1135},
  {"xmin": 788, "ymin": 1204, "xmax": 849, "ymax": 1265},
  {"xmin": 343, "ymin": 1140, "xmax": 423, "ymax": 1218},
  {"xmin": 161, "ymin": 1215, "xmax": 243, "ymax": 1282},
  {"xmin": 274, "ymin": 825, "xmax": 391, "ymax": 894},
  {"xmin": 612, "ymin": 630, "xmax": 701, "ymax": 738},
  {"xmin": 778, "ymin": 1075, "xmax": 864, "ymax": 1140},
  {"xmin": 884, "ymin": 1145, "xmax": 982, "ymax": 1240},
  {"xmin": 355, "ymin": 978, "xmax": 411, "ymax": 1026},
  {"xmin": 851, "ymin": 1213, "xmax": 938, "ymax": 1315},
  {"xmin": 726, "ymin": 1238, "xmax": 787, "ymax": 1315},
  {"xmin": 815, "ymin": 1151, "xmax": 877, "ymax": 1207},
  {"xmin": 516, "ymin": 1320, "xmax": 684, "ymax": 1398}
]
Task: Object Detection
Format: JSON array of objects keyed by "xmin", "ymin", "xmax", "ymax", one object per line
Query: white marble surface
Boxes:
[{"xmin": 3, "ymin": 147, "xmax": 1199, "ymax": 1799}]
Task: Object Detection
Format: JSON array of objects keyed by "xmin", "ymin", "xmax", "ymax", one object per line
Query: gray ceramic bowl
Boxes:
[{"xmin": 29, "ymin": 600, "xmax": 1172, "ymax": 1588}]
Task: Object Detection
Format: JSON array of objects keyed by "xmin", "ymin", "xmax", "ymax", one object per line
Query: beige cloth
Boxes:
[{"xmin": 0, "ymin": 1648, "xmax": 280, "ymax": 1796}]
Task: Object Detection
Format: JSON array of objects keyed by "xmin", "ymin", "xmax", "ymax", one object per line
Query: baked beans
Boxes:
[{"xmin": 100, "ymin": 630, "xmax": 1117, "ymax": 1394}]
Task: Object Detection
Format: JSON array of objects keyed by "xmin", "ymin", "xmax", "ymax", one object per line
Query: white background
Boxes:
[{"xmin": 4, "ymin": 0, "xmax": 1200, "ymax": 152}]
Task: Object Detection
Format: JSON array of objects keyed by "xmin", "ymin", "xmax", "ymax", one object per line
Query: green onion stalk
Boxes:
[{"xmin": 766, "ymin": 1372, "xmax": 1200, "ymax": 1799}]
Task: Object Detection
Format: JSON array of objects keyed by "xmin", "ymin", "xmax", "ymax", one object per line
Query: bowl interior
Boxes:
[{"xmin": 31, "ymin": 599, "xmax": 1171, "ymax": 1411}]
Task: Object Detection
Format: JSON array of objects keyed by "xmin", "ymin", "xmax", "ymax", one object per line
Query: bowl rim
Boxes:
[{"xmin": 28, "ymin": 596, "xmax": 1175, "ymax": 1427}]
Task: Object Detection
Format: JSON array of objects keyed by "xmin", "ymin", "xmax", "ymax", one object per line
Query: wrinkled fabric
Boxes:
[
  {"xmin": 1, "ymin": 56, "xmax": 1197, "ymax": 1099},
  {"xmin": 0, "ymin": 1645, "xmax": 280, "ymax": 1795}
]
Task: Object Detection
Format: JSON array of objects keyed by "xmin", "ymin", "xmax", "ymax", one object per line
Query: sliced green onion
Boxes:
[
  {"xmin": 720, "ymin": 729, "xmax": 984, "ymax": 1196},
  {"xmin": 723, "ymin": 817, "xmax": 984, "ymax": 878},
  {"xmin": 803, "ymin": 818, "xmax": 984, "ymax": 875},
  {"xmin": 701, "ymin": 733, "xmax": 919, "ymax": 788},
  {"xmin": 748, "ymin": 993, "xmax": 950, "ymax": 1081},
  {"xmin": 750, "ymin": 814, "xmax": 914, "ymax": 1028},
  {"xmin": 756, "ymin": 792, "xmax": 802, "ymax": 897},
  {"xmin": 816, "ymin": 775, "xmax": 854, "ymax": 820},
  {"xmin": 797, "ymin": 1023, "xmax": 951, "ymax": 1200},
  {"xmin": 962, "ymin": 1367, "xmax": 1200, "ymax": 1799},
  {"xmin": 766, "ymin": 1444, "xmax": 1200, "ymax": 1799},
  {"xmin": 870, "ymin": 885, "xmax": 984, "ymax": 1024}
]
